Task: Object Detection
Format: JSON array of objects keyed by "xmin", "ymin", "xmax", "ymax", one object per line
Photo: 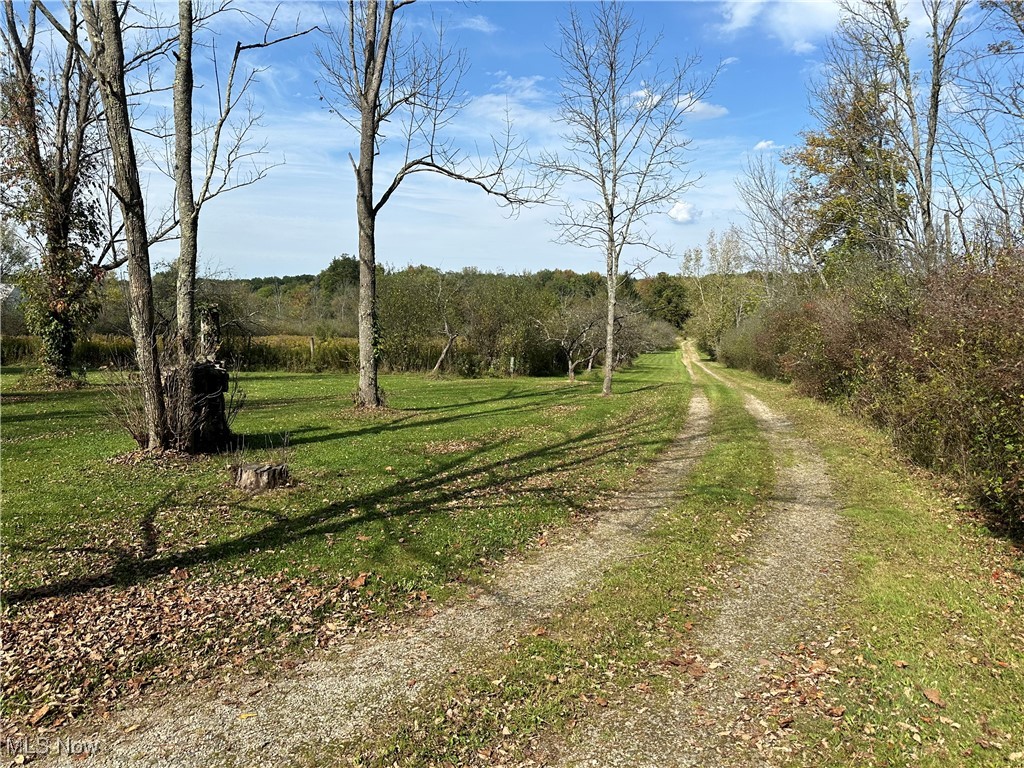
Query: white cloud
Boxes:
[
  {"xmin": 790, "ymin": 39, "xmax": 818, "ymax": 55},
  {"xmin": 455, "ymin": 14, "xmax": 498, "ymax": 34},
  {"xmin": 668, "ymin": 200, "xmax": 700, "ymax": 224},
  {"xmin": 722, "ymin": 56, "xmax": 740, "ymax": 67},
  {"xmin": 717, "ymin": 0, "xmax": 841, "ymax": 56},
  {"xmin": 492, "ymin": 73, "xmax": 548, "ymax": 102},
  {"xmin": 718, "ymin": 0, "xmax": 769, "ymax": 33},
  {"xmin": 679, "ymin": 93, "xmax": 729, "ymax": 120},
  {"xmin": 753, "ymin": 139, "xmax": 780, "ymax": 151}
]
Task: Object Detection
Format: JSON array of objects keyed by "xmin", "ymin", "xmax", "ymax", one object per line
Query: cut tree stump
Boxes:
[{"xmin": 232, "ymin": 463, "xmax": 290, "ymax": 491}]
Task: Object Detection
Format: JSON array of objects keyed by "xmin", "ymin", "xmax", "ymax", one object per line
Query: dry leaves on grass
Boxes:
[
  {"xmin": 424, "ymin": 439, "xmax": 483, "ymax": 456},
  {"xmin": 0, "ymin": 569, "xmax": 384, "ymax": 736}
]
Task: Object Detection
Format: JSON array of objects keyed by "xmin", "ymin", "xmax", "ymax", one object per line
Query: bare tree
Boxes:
[
  {"xmin": 40, "ymin": 1, "xmax": 309, "ymax": 450},
  {"xmin": 736, "ymin": 153, "xmax": 829, "ymax": 292},
  {"xmin": 429, "ymin": 271, "xmax": 463, "ymax": 375},
  {"xmin": 317, "ymin": 0, "xmax": 534, "ymax": 408},
  {"xmin": 170, "ymin": 2, "xmax": 311, "ymax": 450},
  {"xmin": 540, "ymin": 0, "xmax": 714, "ymax": 396},
  {"xmin": 942, "ymin": 0, "xmax": 1024, "ymax": 259}
]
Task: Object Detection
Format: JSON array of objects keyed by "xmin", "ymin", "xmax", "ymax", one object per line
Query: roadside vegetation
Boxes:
[
  {"xmin": 716, "ymin": 366, "xmax": 1024, "ymax": 768},
  {"xmin": 0, "ymin": 262, "xmax": 684, "ymax": 379}
]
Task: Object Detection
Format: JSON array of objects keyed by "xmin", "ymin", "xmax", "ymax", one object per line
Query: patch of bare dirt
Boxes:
[
  {"xmin": 35, "ymin": 387, "xmax": 712, "ymax": 767},
  {"xmin": 548, "ymin": 360, "xmax": 847, "ymax": 768}
]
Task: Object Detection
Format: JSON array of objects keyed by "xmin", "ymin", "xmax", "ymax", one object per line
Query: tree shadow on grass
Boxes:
[
  {"xmin": 233, "ymin": 386, "xmax": 580, "ymax": 449},
  {"xmin": 4, "ymin": 411, "xmax": 668, "ymax": 606}
]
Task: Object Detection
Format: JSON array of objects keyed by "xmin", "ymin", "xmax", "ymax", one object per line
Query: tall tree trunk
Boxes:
[
  {"xmin": 355, "ymin": 3, "xmax": 383, "ymax": 408},
  {"xmin": 603, "ymin": 238, "xmax": 616, "ymax": 397},
  {"xmin": 356, "ymin": 163, "xmax": 381, "ymax": 407},
  {"xmin": 85, "ymin": 1, "xmax": 166, "ymax": 449},
  {"xmin": 603, "ymin": 278, "xmax": 616, "ymax": 396},
  {"xmin": 173, "ymin": 0, "xmax": 198, "ymax": 450}
]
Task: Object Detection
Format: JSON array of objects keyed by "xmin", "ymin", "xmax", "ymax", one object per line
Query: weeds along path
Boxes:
[
  {"xmin": 48, "ymin": 384, "xmax": 712, "ymax": 768},
  {"xmin": 553, "ymin": 355, "xmax": 847, "ymax": 768}
]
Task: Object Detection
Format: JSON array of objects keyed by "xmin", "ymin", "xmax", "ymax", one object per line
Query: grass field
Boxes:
[
  {"xmin": 2, "ymin": 350, "xmax": 1021, "ymax": 765},
  {"xmin": 0, "ymin": 354, "xmax": 690, "ymax": 725}
]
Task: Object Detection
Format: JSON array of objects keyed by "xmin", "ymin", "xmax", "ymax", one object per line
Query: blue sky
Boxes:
[{"xmin": 146, "ymin": 1, "xmax": 850, "ymax": 279}]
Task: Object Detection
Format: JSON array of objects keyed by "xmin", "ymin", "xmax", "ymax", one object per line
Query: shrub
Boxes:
[{"xmin": 719, "ymin": 260, "xmax": 1024, "ymax": 527}]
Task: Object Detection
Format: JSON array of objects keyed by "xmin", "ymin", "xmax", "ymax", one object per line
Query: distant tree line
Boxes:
[{"xmin": 2, "ymin": 255, "xmax": 685, "ymax": 378}]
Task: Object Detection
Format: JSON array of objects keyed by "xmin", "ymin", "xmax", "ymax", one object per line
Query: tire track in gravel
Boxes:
[
  {"xmin": 49, "ymin": 380, "xmax": 712, "ymax": 768},
  {"xmin": 550, "ymin": 355, "xmax": 847, "ymax": 768}
]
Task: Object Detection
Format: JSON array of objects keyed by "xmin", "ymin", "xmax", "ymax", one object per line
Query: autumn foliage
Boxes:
[{"xmin": 719, "ymin": 258, "xmax": 1024, "ymax": 528}]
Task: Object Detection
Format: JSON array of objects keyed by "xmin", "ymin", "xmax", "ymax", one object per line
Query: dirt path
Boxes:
[
  {"xmin": 548, "ymin": 358, "xmax": 847, "ymax": 768},
  {"xmin": 47, "ymin": 386, "xmax": 712, "ymax": 767}
]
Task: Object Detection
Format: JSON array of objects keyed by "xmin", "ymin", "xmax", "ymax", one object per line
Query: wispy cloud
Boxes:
[
  {"xmin": 753, "ymin": 139, "xmax": 780, "ymax": 151},
  {"xmin": 718, "ymin": 0, "xmax": 769, "ymax": 33},
  {"xmin": 454, "ymin": 14, "xmax": 498, "ymax": 34},
  {"xmin": 492, "ymin": 73, "xmax": 549, "ymax": 102},
  {"xmin": 716, "ymin": 0, "xmax": 841, "ymax": 56}
]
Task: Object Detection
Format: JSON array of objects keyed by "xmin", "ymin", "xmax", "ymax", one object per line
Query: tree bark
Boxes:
[
  {"xmin": 84, "ymin": 1, "xmax": 166, "ymax": 449},
  {"xmin": 356, "ymin": 165, "xmax": 381, "ymax": 406},
  {"xmin": 173, "ymin": 0, "xmax": 199, "ymax": 450},
  {"xmin": 603, "ymin": 273, "xmax": 616, "ymax": 396},
  {"xmin": 232, "ymin": 462, "xmax": 289, "ymax": 491}
]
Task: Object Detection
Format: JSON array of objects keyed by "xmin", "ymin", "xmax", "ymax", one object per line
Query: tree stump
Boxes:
[
  {"xmin": 163, "ymin": 361, "xmax": 232, "ymax": 452},
  {"xmin": 232, "ymin": 463, "xmax": 290, "ymax": 491}
]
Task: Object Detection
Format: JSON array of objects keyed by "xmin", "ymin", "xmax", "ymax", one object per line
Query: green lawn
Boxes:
[{"xmin": 0, "ymin": 354, "xmax": 690, "ymax": 724}]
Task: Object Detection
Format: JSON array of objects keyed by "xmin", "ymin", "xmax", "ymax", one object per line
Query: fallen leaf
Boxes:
[
  {"xmin": 894, "ymin": 659, "xmax": 910, "ymax": 668},
  {"xmin": 349, "ymin": 572, "xmax": 369, "ymax": 589},
  {"xmin": 686, "ymin": 662, "xmax": 708, "ymax": 678},
  {"xmin": 922, "ymin": 688, "xmax": 947, "ymax": 708},
  {"xmin": 530, "ymin": 626, "xmax": 548, "ymax": 636},
  {"xmin": 29, "ymin": 704, "xmax": 50, "ymax": 725},
  {"xmin": 238, "ymin": 712, "xmax": 257, "ymax": 720}
]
